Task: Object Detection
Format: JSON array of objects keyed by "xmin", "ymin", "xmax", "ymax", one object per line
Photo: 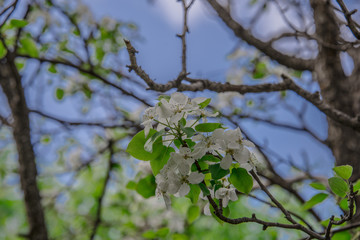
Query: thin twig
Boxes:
[
  {"xmin": 336, "ymin": 0, "xmax": 360, "ymax": 39},
  {"xmin": 89, "ymin": 140, "xmax": 115, "ymax": 240},
  {"xmin": 176, "ymin": 0, "xmax": 195, "ymax": 86}
]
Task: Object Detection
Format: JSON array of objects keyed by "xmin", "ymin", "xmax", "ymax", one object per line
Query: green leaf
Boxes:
[
  {"xmin": 0, "ymin": 41, "xmax": 7, "ymax": 59},
  {"xmin": 280, "ymin": 90, "xmax": 287, "ymax": 99},
  {"xmin": 209, "ymin": 164, "xmax": 229, "ymax": 180},
  {"xmin": 186, "ymin": 184, "xmax": 201, "ymax": 204},
  {"xmin": 253, "ymin": 62, "xmax": 267, "ymax": 79},
  {"xmin": 126, "ymin": 129, "xmax": 166, "ymax": 161},
  {"xmin": 333, "ymin": 165, "xmax": 353, "ymax": 180},
  {"xmin": 332, "ymin": 231, "xmax": 351, "ymax": 240},
  {"xmin": 48, "ymin": 64, "xmax": 57, "ymax": 73},
  {"xmin": 150, "ymin": 147, "xmax": 174, "ymax": 176},
  {"xmin": 95, "ymin": 46, "xmax": 105, "ymax": 62},
  {"xmin": 157, "ymin": 95, "xmax": 170, "ymax": 101},
  {"xmin": 293, "ymin": 70, "xmax": 302, "ymax": 78},
  {"xmin": 172, "ymin": 233, "xmax": 189, "ymax": 240},
  {"xmin": 15, "ymin": 61, "xmax": 24, "ymax": 71},
  {"xmin": 246, "ymin": 100, "xmax": 254, "ymax": 107},
  {"xmin": 353, "ymin": 179, "xmax": 360, "ymax": 192},
  {"xmin": 199, "ymin": 98, "xmax": 211, "ymax": 108},
  {"xmin": 184, "ymin": 139, "xmax": 195, "ymax": 148},
  {"xmin": 191, "ymin": 161, "xmax": 208, "ymax": 172},
  {"xmin": 303, "ymin": 193, "xmax": 328, "ymax": 210},
  {"xmin": 223, "ymin": 206, "xmax": 230, "ymax": 217},
  {"xmin": 41, "ymin": 135, "xmax": 51, "ymax": 144},
  {"xmin": 187, "ymin": 205, "xmax": 200, "ymax": 224},
  {"xmin": 19, "ymin": 38, "xmax": 39, "ymax": 57},
  {"xmin": 182, "ymin": 127, "xmax": 195, "ymax": 137},
  {"xmin": 144, "ymin": 129, "xmax": 165, "ymax": 152},
  {"xmin": 10, "ymin": 19, "xmax": 28, "ymax": 28},
  {"xmin": 73, "ymin": 28, "xmax": 80, "ymax": 36},
  {"xmin": 136, "ymin": 175, "xmax": 156, "ymax": 198},
  {"xmin": 126, "ymin": 180, "xmax": 137, "ymax": 190},
  {"xmin": 339, "ymin": 198, "xmax": 349, "ymax": 211},
  {"xmin": 328, "ymin": 177, "xmax": 349, "ymax": 198},
  {"xmin": 174, "ymin": 139, "xmax": 181, "ymax": 148},
  {"xmin": 82, "ymin": 84, "xmax": 92, "ymax": 99},
  {"xmin": 309, "ymin": 182, "xmax": 327, "ymax": 191},
  {"xmin": 195, "ymin": 123, "xmax": 222, "ymax": 132},
  {"xmin": 142, "ymin": 230, "xmax": 156, "ymax": 239},
  {"xmin": 55, "ymin": 88, "xmax": 65, "ymax": 100},
  {"xmin": 179, "ymin": 117, "xmax": 186, "ymax": 127},
  {"xmin": 199, "ymin": 183, "xmax": 210, "ymax": 196},
  {"xmin": 230, "ymin": 168, "xmax": 253, "ymax": 194},
  {"xmin": 156, "ymin": 227, "xmax": 169, "ymax": 237},
  {"xmin": 320, "ymin": 217, "xmax": 343, "ymax": 227},
  {"xmin": 199, "ymin": 154, "xmax": 220, "ymax": 163}
]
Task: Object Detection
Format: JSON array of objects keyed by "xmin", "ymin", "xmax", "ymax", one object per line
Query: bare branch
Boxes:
[
  {"xmin": 125, "ymin": 40, "xmax": 360, "ymax": 131},
  {"xmin": 30, "ymin": 109, "xmax": 138, "ymax": 130},
  {"xmin": 250, "ymin": 170, "xmax": 297, "ymax": 224},
  {"xmin": 0, "ymin": 0, "xmax": 19, "ymax": 28},
  {"xmin": 17, "ymin": 54, "xmax": 151, "ymax": 106},
  {"xmin": 0, "ymin": 114, "xmax": 11, "ymax": 127},
  {"xmin": 176, "ymin": 0, "xmax": 195, "ymax": 86},
  {"xmin": 204, "ymin": 0, "xmax": 315, "ymax": 71},
  {"xmin": 336, "ymin": 0, "xmax": 360, "ymax": 39}
]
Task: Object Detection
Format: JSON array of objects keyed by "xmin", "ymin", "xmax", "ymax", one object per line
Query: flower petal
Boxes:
[
  {"xmin": 178, "ymin": 162, "xmax": 190, "ymax": 175},
  {"xmin": 233, "ymin": 147, "xmax": 250, "ymax": 163},
  {"xmin": 170, "ymin": 92, "xmax": 188, "ymax": 105},
  {"xmin": 178, "ymin": 183, "xmax": 190, "ymax": 197},
  {"xmin": 220, "ymin": 154, "xmax": 232, "ymax": 170},
  {"xmin": 163, "ymin": 194, "xmax": 172, "ymax": 209},
  {"xmin": 243, "ymin": 139, "xmax": 255, "ymax": 148},
  {"xmin": 204, "ymin": 203, "xmax": 211, "ymax": 216},
  {"xmin": 229, "ymin": 190, "xmax": 238, "ymax": 201},
  {"xmin": 188, "ymin": 172, "xmax": 204, "ymax": 184}
]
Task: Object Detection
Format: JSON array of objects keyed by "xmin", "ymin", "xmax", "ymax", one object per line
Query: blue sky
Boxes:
[{"xmin": 80, "ymin": 0, "xmax": 333, "ymax": 177}]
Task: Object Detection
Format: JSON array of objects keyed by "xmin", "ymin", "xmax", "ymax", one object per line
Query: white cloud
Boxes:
[{"xmin": 154, "ymin": 0, "xmax": 206, "ymax": 28}]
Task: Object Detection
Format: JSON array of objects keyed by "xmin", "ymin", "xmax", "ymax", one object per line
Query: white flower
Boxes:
[
  {"xmin": 169, "ymin": 171, "xmax": 205, "ymax": 197},
  {"xmin": 193, "ymin": 133, "xmax": 221, "ymax": 154},
  {"xmin": 142, "ymin": 107, "xmax": 156, "ymax": 137},
  {"xmin": 240, "ymin": 152, "xmax": 259, "ymax": 171},
  {"xmin": 156, "ymin": 187, "xmax": 172, "ymax": 209},
  {"xmin": 155, "ymin": 93, "xmax": 191, "ymax": 125},
  {"xmin": 225, "ymin": 128, "xmax": 255, "ymax": 149},
  {"xmin": 172, "ymin": 147, "xmax": 204, "ymax": 175},
  {"xmin": 217, "ymin": 128, "xmax": 254, "ymax": 169},
  {"xmin": 214, "ymin": 187, "xmax": 238, "ymax": 207},
  {"xmin": 190, "ymin": 108, "xmax": 219, "ymax": 122}
]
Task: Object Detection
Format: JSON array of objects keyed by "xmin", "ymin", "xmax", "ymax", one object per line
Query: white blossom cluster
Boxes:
[
  {"xmin": 142, "ymin": 92, "xmax": 217, "ymax": 137},
  {"xmin": 141, "ymin": 92, "xmax": 259, "ymax": 209}
]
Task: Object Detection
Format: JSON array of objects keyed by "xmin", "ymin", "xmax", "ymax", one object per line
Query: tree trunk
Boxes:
[
  {"xmin": 310, "ymin": 0, "xmax": 360, "ymax": 221},
  {"xmin": 0, "ymin": 55, "xmax": 48, "ymax": 240}
]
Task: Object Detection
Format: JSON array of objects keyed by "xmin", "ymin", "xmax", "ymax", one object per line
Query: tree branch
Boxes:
[
  {"xmin": 30, "ymin": 109, "xmax": 138, "ymax": 130},
  {"xmin": 124, "ymin": 39, "xmax": 360, "ymax": 131},
  {"xmin": 89, "ymin": 140, "xmax": 114, "ymax": 240},
  {"xmin": 204, "ymin": 0, "xmax": 315, "ymax": 71},
  {"xmin": 17, "ymin": 54, "xmax": 151, "ymax": 106},
  {"xmin": 336, "ymin": 0, "xmax": 360, "ymax": 40}
]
